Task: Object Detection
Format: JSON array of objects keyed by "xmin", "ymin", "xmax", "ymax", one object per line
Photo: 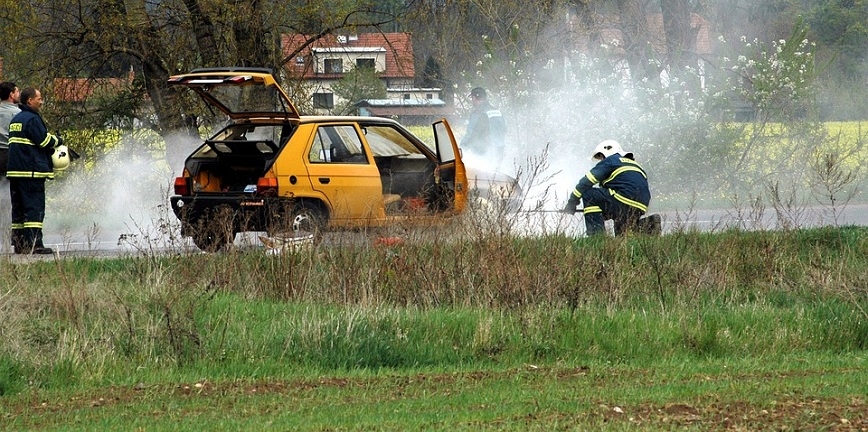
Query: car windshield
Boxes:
[{"xmin": 363, "ymin": 125, "xmax": 423, "ymax": 157}]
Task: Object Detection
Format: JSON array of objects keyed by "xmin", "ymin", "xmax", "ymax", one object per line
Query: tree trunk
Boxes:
[
  {"xmin": 123, "ymin": 1, "xmax": 198, "ymax": 167},
  {"xmin": 233, "ymin": 0, "xmax": 272, "ymax": 68},
  {"xmin": 661, "ymin": 0, "xmax": 695, "ymax": 74},
  {"xmin": 182, "ymin": 0, "xmax": 221, "ymax": 67},
  {"xmin": 616, "ymin": 0, "xmax": 653, "ymax": 83}
]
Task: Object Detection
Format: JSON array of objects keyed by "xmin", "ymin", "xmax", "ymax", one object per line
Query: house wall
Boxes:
[
  {"xmin": 285, "ymin": 33, "xmax": 424, "ymax": 115},
  {"xmin": 311, "ymin": 47, "xmax": 387, "ymax": 74},
  {"xmin": 386, "ymin": 88, "xmax": 441, "ymax": 101}
]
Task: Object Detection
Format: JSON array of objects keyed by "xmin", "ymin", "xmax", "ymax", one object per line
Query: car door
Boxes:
[
  {"xmin": 433, "ymin": 120, "xmax": 468, "ymax": 213},
  {"xmin": 304, "ymin": 124, "xmax": 384, "ymax": 226}
]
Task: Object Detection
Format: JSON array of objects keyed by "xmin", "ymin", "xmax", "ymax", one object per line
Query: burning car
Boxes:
[{"xmin": 168, "ymin": 67, "xmax": 521, "ymax": 251}]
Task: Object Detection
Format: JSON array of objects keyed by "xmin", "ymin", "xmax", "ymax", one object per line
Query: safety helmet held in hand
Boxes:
[
  {"xmin": 52, "ymin": 145, "xmax": 72, "ymax": 171},
  {"xmin": 592, "ymin": 140, "xmax": 624, "ymax": 160}
]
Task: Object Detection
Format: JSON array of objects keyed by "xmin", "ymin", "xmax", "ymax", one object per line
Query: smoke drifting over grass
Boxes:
[{"xmin": 45, "ymin": 131, "xmax": 199, "ymax": 250}]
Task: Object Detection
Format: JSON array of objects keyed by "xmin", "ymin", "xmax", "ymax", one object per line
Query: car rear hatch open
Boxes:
[{"xmin": 168, "ymin": 67, "xmax": 300, "ymax": 120}]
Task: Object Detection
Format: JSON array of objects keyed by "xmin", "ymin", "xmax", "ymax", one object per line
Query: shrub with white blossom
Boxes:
[{"xmin": 459, "ymin": 20, "xmax": 865, "ymax": 208}]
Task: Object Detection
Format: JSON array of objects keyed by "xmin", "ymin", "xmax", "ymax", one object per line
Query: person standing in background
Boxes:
[
  {"xmin": 0, "ymin": 81, "xmax": 21, "ymax": 253},
  {"xmin": 460, "ymin": 87, "xmax": 507, "ymax": 168},
  {"xmin": 7, "ymin": 87, "xmax": 61, "ymax": 254}
]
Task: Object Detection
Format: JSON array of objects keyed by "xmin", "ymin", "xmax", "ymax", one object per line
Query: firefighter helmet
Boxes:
[
  {"xmin": 52, "ymin": 145, "xmax": 71, "ymax": 171},
  {"xmin": 592, "ymin": 140, "xmax": 624, "ymax": 160}
]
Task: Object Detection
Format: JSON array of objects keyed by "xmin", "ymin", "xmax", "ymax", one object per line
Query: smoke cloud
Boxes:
[{"xmin": 44, "ymin": 131, "xmax": 199, "ymax": 251}]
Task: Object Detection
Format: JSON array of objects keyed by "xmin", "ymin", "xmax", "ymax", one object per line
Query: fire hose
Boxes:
[{"xmin": 520, "ymin": 207, "xmax": 662, "ymax": 235}]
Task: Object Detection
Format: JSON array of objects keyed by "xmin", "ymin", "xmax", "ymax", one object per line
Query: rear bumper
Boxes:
[{"xmin": 171, "ymin": 194, "xmax": 276, "ymax": 233}]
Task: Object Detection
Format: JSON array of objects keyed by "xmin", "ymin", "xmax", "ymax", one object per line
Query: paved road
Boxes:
[
  {"xmin": 504, "ymin": 203, "xmax": 868, "ymax": 237},
  {"xmin": 4, "ymin": 203, "xmax": 867, "ymax": 261}
]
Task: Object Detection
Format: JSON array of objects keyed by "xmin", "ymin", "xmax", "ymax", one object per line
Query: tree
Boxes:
[
  {"xmin": 0, "ymin": 0, "xmax": 402, "ymax": 155},
  {"xmin": 661, "ymin": 0, "xmax": 696, "ymax": 72},
  {"xmin": 330, "ymin": 66, "xmax": 387, "ymax": 115},
  {"xmin": 400, "ymin": 0, "xmax": 571, "ymax": 106},
  {"xmin": 615, "ymin": 0, "xmax": 655, "ymax": 82}
]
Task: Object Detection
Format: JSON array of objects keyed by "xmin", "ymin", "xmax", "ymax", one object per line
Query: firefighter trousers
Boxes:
[
  {"xmin": 582, "ymin": 188, "xmax": 644, "ymax": 236},
  {"xmin": 9, "ymin": 177, "xmax": 47, "ymax": 251}
]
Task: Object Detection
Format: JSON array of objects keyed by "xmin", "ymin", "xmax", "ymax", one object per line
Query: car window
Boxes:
[
  {"xmin": 205, "ymin": 83, "xmax": 288, "ymax": 115},
  {"xmin": 361, "ymin": 125, "xmax": 423, "ymax": 157},
  {"xmin": 309, "ymin": 125, "xmax": 368, "ymax": 164}
]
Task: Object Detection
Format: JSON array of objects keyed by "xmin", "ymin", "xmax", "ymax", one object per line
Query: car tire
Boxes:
[
  {"xmin": 291, "ymin": 203, "xmax": 326, "ymax": 242},
  {"xmin": 187, "ymin": 207, "xmax": 236, "ymax": 252},
  {"xmin": 191, "ymin": 225, "xmax": 234, "ymax": 252},
  {"xmin": 269, "ymin": 201, "xmax": 327, "ymax": 244}
]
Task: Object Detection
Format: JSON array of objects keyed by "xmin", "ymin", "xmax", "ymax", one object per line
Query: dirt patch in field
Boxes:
[
  {"xmin": 4, "ymin": 367, "xmax": 866, "ymax": 430},
  {"xmin": 595, "ymin": 397, "xmax": 867, "ymax": 430}
]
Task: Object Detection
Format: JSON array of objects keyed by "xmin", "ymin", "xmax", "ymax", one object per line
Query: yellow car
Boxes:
[{"xmin": 169, "ymin": 67, "xmax": 475, "ymax": 251}]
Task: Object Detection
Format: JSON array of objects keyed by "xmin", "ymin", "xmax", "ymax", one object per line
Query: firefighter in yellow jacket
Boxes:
[{"xmin": 6, "ymin": 88, "xmax": 61, "ymax": 254}]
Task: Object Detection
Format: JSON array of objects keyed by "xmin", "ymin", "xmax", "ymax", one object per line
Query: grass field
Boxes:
[{"xmin": 1, "ymin": 225, "xmax": 867, "ymax": 430}]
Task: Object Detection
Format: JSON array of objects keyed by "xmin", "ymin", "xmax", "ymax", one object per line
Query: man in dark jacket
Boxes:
[
  {"xmin": 564, "ymin": 140, "xmax": 651, "ymax": 236},
  {"xmin": 460, "ymin": 87, "xmax": 507, "ymax": 158},
  {"xmin": 7, "ymin": 87, "xmax": 61, "ymax": 254},
  {"xmin": 0, "ymin": 81, "xmax": 20, "ymax": 253}
]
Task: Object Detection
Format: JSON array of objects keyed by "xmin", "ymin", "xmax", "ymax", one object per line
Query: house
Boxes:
[
  {"xmin": 52, "ymin": 75, "xmax": 134, "ymax": 103},
  {"xmin": 354, "ymin": 96, "xmax": 452, "ymax": 126},
  {"xmin": 282, "ymin": 32, "xmax": 448, "ymax": 118},
  {"xmin": 51, "ymin": 66, "xmax": 137, "ymax": 108}
]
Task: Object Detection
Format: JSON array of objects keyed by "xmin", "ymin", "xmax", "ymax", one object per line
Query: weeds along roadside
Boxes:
[{"xmin": 1, "ymin": 222, "xmax": 868, "ymax": 396}]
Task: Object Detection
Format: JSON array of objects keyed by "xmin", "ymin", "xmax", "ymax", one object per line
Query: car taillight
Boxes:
[
  {"xmin": 256, "ymin": 177, "xmax": 278, "ymax": 196},
  {"xmin": 174, "ymin": 177, "xmax": 190, "ymax": 195}
]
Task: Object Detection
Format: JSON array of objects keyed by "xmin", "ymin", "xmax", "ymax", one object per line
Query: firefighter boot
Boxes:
[
  {"xmin": 637, "ymin": 214, "xmax": 662, "ymax": 236},
  {"xmin": 584, "ymin": 212, "xmax": 606, "ymax": 236}
]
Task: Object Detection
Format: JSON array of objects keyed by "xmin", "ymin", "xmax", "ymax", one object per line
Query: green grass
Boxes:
[
  {"xmin": 1, "ymin": 226, "xmax": 867, "ymax": 429},
  {"xmin": 2, "ymin": 356, "xmax": 865, "ymax": 430}
]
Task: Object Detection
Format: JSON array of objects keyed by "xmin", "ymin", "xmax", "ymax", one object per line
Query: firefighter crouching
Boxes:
[
  {"xmin": 6, "ymin": 87, "xmax": 61, "ymax": 254},
  {"xmin": 563, "ymin": 140, "xmax": 651, "ymax": 236}
]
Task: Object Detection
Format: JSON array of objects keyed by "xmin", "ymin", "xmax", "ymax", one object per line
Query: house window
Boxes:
[
  {"xmin": 426, "ymin": 93, "xmax": 433, "ymax": 99},
  {"xmin": 313, "ymin": 93, "xmax": 334, "ymax": 109},
  {"xmin": 324, "ymin": 59, "xmax": 343, "ymax": 74},
  {"xmin": 403, "ymin": 94, "xmax": 410, "ymax": 100},
  {"xmin": 356, "ymin": 58, "xmax": 375, "ymax": 70}
]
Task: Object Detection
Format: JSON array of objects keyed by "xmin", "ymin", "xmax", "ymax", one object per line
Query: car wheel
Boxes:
[
  {"xmin": 289, "ymin": 203, "xmax": 326, "ymax": 242},
  {"xmin": 191, "ymin": 225, "xmax": 234, "ymax": 252},
  {"xmin": 188, "ymin": 207, "xmax": 236, "ymax": 252}
]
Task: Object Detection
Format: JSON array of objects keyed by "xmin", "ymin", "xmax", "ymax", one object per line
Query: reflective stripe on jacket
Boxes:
[
  {"xmin": 6, "ymin": 105, "xmax": 58, "ymax": 179},
  {"xmin": 570, "ymin": 153, "xmax": 651, "ymax": 212},
  {"xmin": 460, "ymin": 101, "xmax": 507, "ymax": 151}
]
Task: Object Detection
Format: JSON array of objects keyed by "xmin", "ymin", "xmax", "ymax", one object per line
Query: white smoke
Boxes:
[{"xmin": 44, "ymin": 130, "xmax": 199, "ymax": 251}]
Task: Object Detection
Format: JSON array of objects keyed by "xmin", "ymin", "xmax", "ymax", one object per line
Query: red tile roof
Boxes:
[
  {"xmin": 52, "ymin": 75, "xmax": 134, "ymax": 102},
  {"xmin": 282, "ymin": 32, "xmax": 415, "ymax": 79}
]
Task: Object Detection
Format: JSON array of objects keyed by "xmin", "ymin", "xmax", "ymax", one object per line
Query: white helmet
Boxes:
[
  {"xmin": 52, "ymin": 145, "xmax": 71, "ymax": 171},
  {"xmin": 592, "ymin": 139, "xmax": 624, "ymax": 160}
]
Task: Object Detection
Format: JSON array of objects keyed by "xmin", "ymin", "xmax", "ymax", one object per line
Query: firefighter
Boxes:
[
  {"xmin": 460, "ymin": 87, "xmax": 507, "ymax": 159},
  {"xmin": 563, "ymin": 140, "xmax": 651, "ymax": 236},
  {"xmin": 6, "ymin": 87, "xmax": 61, "ymax": 254}
]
